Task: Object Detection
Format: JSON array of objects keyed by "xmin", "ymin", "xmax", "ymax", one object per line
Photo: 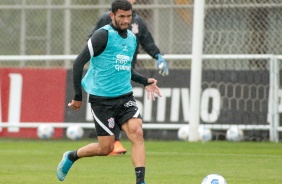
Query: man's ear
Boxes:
[{"xmin": 110, "ymin": 12, "xmax": 114, "ymax": 20}]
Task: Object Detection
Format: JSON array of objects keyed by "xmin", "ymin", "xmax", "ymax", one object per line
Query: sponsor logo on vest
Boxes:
[{"xmin": 115, "ymin": 54, "xmax": 131, "ymax": 71}]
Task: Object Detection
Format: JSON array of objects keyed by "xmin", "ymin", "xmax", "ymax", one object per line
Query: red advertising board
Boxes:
[
  {"xmin": 0, "ymin": 68, "xmax": 270, "ymax": 140},
  {"xmin": 0, "ymin": 68, "xmax": 66, "ymax": 138}
]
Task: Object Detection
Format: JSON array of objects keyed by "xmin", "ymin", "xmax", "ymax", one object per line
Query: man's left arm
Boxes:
[
  {"xmin": 131, "ymin": 68, "xmax": 150, "ymax": 86},
  {"xmin": 131, "ymin": 68, "xmax": 161, "ymax": 101}
]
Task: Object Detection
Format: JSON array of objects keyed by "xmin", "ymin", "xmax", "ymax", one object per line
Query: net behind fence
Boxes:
[{"xmin": 2, "ymin": 1, "xmax": 282, "ymax": 59}]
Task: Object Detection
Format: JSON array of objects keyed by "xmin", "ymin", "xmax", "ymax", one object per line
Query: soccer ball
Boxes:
[
  {"xmin": 198, "ymin": 126, "xmax": 212, "ymax": 142},
  {"xmin": 178, "ymin": 125, "xmax": 212, "ymax": 141},
  {"xmin": 37, "ymin": 124, "xmax": 54, "ymax": 139},
  {"xmin": 226, "ymin": 126, "xmax": 244, "ymax": 142},
  {"xmin": 201, "ymin": 174, "xmax": 227, "ymax": 184},
  {"xmin": 177, "ymin": 125, "xmax": 189, "ymax": 141},
  {"xmin": 66, "ymin": 125, "xmax": 84, "ymax": 140}
]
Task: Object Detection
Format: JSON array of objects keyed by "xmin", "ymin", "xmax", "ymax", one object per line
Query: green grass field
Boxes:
[{"xmin": 1, "ymin": 139, "xmax": 282, "ymax": 184}]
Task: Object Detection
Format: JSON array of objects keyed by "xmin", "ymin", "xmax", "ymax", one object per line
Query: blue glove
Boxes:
[{"xmin": 156, "ymin": 54, "xmax": 169, "ymax": 76}]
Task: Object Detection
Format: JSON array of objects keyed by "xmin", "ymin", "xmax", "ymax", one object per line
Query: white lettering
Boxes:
[
  {"xmin": 115, "ymin": 54, "xmax": 131, "ymax": 71},
  {"xmin": 132, "ymin": 88, "xmax": 143, "ymax": 115},
  {"xmin": 143, "ymin": 91, "xmax": 153, "ymax": 122},
  {"xmin": 116, "ymin": 54, "xmax": 130, "ymax": 60},
  {"xmin": 116, "ymin": 58, "xmax": 128, "ymax": 65},
  {"xmin": 114, "ymin": 65, "xmax": 131, "ymax": 71},
  {"xmin": 157, "ymin": 88, "xmax": 171, "ymax": 122},
  {"xmin": 8, "ymin": 73, "xmax": 23, "ymax": 132},
  {"xmin": 170, "ymin": 88, "xmax": 180, "ymax": 122},
  {"xmin": 169, "ymin": 88, "xmax": 190, "ymax": 122},
  {"xmin": 181, "ymin": 88, "xmax": 190, "ymax": 122},
  {"xmin": 115, "ymin": 65, "xmax": 120, "ymax": 71},
  {"xmin": 200, "ymin": 88, "xmax": 220, "ymax": 123}
]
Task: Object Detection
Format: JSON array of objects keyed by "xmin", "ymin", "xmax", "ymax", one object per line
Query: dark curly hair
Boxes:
[{"xmin": 111, "ymin": 0, "xmax": 132, "ymax": 14}]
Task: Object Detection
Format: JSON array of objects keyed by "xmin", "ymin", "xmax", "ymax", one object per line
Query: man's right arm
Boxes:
[
  {"xmin": 72, "ymin": 47, "xmax": 90, "ymax": 101},
  {"xmin": 73, "ymin": 29, "xmax": 108, "ymax": 101}
]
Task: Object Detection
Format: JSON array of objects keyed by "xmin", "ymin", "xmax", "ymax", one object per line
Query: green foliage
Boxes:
[{"xmin": 1, "ymin": 139, "xmax": 282, "ymax": 184}]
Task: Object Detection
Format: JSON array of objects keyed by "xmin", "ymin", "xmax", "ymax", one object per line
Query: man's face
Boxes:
[{"xmin": 110, "ymin": 9, "xmax": 132, "ymax": 31}]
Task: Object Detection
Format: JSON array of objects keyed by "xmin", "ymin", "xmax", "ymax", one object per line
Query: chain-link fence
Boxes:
[
  {"xmin": 1, "ymin": 1, "xmax": 282, "ymax": 69},
  {"xmin": 0, "ymin": 0, "xmax": 192, "ymax": 56}
]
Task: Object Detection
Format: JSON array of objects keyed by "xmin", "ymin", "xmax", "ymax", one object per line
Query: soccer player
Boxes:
[
  {"xmin": 91, "ymin": 0, "xmax": 169, "ymax": 155},
  {"xmin": 56, "ymin": 1, "xmax": 161, "ymax": 184}
]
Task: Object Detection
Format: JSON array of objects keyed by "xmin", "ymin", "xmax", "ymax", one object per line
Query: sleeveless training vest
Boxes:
[{"xmin": 82, "ymin": 25, "xmax": 137, "ymax": 97}]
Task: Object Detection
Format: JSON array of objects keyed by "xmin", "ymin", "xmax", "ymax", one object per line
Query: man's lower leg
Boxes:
[{"xmin": 135, "ymin": 167, "xmax": 146, "ymax": 184}]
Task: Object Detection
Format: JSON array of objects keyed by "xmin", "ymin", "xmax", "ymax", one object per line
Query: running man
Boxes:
[
  {"xmin": 91, "ymin": 0, "xmax": 169, "ymax": 155},
  {"xmin": 56, "ymin": 1, "xmax": 161, "ymax": 184}
]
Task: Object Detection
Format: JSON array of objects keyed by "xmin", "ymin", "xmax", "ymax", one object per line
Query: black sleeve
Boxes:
[
  {"xmin": 136, "ymin": 15, "xmax": 161, "ymax": 59},
  {"xmin": 131, "ymin": 68, "xmax": 151, "ymax": 86},
  {"xmin": 91, "ymin": 29, "xmax": 108, "ymax": 57},
  {"xmin": 72, "ymin": 46, "xmax": 90, "ymax": 101},
  {"xmin": 132, "ymin": 39, "xmax": 139, "ymax": 69},
  {"xmin": 73, "ymin": 29, "xmax": 108, "ymax": 100}
]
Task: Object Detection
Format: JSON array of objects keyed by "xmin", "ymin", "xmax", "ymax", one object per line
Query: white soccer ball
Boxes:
[
  {"xmin": 177, "ymin": 125, "xmax": 189, "ymax": 141},
  {"xmin": 201, "ymin": 174, "xmax": 227, "ymax": 184},
  {"xmin": 226, "ymin": 126, "xmax": 244, "ymax": 142},
  {"xmin": 66, "ymin": 125, "xmax": 84, "ymax": 140},
  {"xmin": 37, "ymin": 124, "xmax": 54, "ymax": 139},
  {"xmin": 198, "ymin": 126, "xmax": 212, "ymax": 142}
]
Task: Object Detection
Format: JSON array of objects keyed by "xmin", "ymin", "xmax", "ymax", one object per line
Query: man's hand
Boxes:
[
  {"xmin": 68, "ymin": 100, "xmax": 82, "ymax": 111},
  {"xmin": 145, "ymin": 78, "xmax": 162, "ymax": 101},
  {"xmin": 156, "ymin": 54, "xmax": 169, "ymax": 76}
]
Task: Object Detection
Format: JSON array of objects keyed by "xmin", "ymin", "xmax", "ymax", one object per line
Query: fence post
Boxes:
[
  {"xmin": 64, "ymin": 0, "xmax": 71, "ymax": 68},
  {"xmin": 273, "ymin": 56, "xmax": 280, "ymax": 142},
  {"xmin": 189, "ymin": 0, "xmax": 205, "ymax": 142},
  {"xmin": 20, "ymin": 0, "xmax": 26, "ymax": 67},
  {"xmin": 269, "ymin": 56, "xmax": 280, "ymax": 142}
]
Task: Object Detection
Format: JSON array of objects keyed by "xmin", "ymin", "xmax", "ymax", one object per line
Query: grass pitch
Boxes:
[{"xmin": 1, "ymin": 139, "xmax": 282, "ymax": 184}]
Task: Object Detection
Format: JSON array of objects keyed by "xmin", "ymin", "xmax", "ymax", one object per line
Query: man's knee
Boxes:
[
  {"xmin": 127, "ymin": 126, "xmax": 144, "ymax": 142},
  {"xmin": 122, "ymin": 118, "xmax": 144, "ymax": 140},
  {"xmin": 134, "ymin": 126, "xmax": 144, "ymax": 138},
  {"xmin": 98, "ymin": 145, "xmax": 114, "ymax": 155}
]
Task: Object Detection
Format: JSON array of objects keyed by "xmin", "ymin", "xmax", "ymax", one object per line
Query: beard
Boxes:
[{"xmin": 114, "ymin": 18, "xmax": 129, "ymax": 31}]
